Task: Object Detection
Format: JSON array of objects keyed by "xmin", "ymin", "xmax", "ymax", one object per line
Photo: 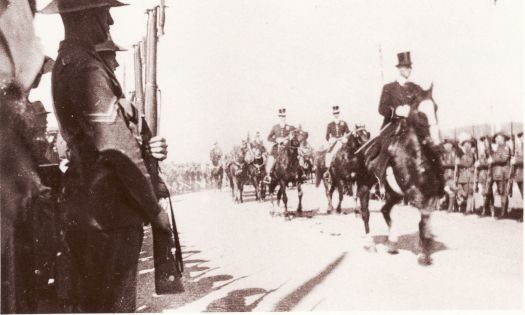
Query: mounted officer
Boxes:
[
  {"xmin": 324, "ymin": 105, "xmax": 350, "ymax": 179},
  {"xmin": 210, "ymin": 141, "xmax": 223, "ymax": 166},
  {"xmin": 263, "ymin": 108, "xmax": 296, "ymax": 184},
  {"xmin": 486, "ymin": 132, "xmax": 511, "ymax": 218},
  {"xmin": 251, "ymin": 131, "xmax": 267, "ymax": 171},
  {"xmin": 42, "ymin": 0, "xmax": 170, "ymax": 312},
  {"xmin": 456, "ymin": 133, "xmax": 476, "ymax": 214},
  {"xmin": 367, "ymin": 52, "xmax": 424, "ymax": 178}
]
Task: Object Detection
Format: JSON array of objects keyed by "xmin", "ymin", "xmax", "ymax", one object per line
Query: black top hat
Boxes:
[
  {"xmin": 96, "ymin": 39, "xmax": 127, "ymax": 52},
  {"xmin": 332, "ymin": 105, "xmax": 340, "ymax": 115},
  {"xmin": 278, "ymin": 108, "xmax": 286, "ymax": 117},
  {"xmin": 396, "ymin": 51, "xmax": 412, "ymax": 68}
]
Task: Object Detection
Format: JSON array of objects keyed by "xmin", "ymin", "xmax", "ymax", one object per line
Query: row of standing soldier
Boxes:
[
  {"xmin": 1, "ymin": 0, "xmax": 183, "ymax": 313},
  {"xmin": 440, "ymin": 131, "xmax": 523, "ymax": 219}
]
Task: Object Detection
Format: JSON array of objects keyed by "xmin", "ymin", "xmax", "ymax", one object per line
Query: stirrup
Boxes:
[{"xmin": 263, "ymin": 175, "xmax": 271, "ymax": 184}]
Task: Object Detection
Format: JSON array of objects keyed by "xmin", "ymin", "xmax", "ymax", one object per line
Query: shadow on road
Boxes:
[
  {"xmin": 373, "ymin": 233, "xmax": 447, "ymax": 256},
  {"xmin": 135, "ymin": 233, "xmax": 245, "ymax": 313},
  {"xmin": 273, "ymin": 252, "xmax": 347, "ymax": 311},
  {"xmin": 204, "ymin": 286, "xmax": 278, "ymax": 312}
]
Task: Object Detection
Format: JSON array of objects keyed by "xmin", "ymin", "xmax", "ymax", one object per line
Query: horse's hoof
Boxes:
[
  {"xmin": 386, "ymin": 241, "xmax": 399, "ymax": 255},
  {"xmin": 417, "ymin": 254, "xmax": 433, "ymax": 266}
]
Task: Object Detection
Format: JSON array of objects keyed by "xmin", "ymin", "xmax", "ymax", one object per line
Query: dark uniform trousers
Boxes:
[{"xmin": 52, "ymin": 39, "xmax": 161, "ymax": 312}]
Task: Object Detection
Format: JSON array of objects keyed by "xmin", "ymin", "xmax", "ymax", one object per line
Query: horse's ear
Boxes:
[{"xmin": 426, "ymin": 82, "xmax": 434, "ymax": 97}]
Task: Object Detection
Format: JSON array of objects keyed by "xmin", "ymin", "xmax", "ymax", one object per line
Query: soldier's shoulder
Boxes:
[{"xmin": 383, "ymin": 82, "xmax": 397, "ymax": 89}]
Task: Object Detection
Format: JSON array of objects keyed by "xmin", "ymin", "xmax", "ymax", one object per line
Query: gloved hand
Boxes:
[
  {"xmin": 511, "ymin": 157, "xmax": 516, "ymax": 165},
  {"xmin": 148, "ymin": 136, "xmax": 168, "ymax": 161},
  {"xmin": 395, "ymin": 104, "xmax": 410, "ymax": 117}
]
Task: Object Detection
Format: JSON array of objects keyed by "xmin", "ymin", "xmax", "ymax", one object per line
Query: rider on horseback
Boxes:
[
  {"xmin": 297, "ymin": 124, "xmax": 313, "ymax": 179},
  {"xmin": 324, "ymin": 105, "xmax": 351, "ymax": 180},
  {"xmin": 251, "ymin": 131, "xmax": 267, "ymax": 172},
  {"xmin": 210, "ymin": 141, "xmax": 223, "ymax": 165},
  {"xmin": 263, "ymin": 108, "xmax": 296, "ymax": 184},
  {"xmin": 366, "ymin": 51, "xmax": 425, "ymax": 178}
]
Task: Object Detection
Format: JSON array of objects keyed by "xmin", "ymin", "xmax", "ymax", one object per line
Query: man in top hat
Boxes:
[
  {"xmin": 378, "ymin": 51, "xmax": 423, "ymax": 128},
  {"xmin": 263, "ymin": 108, "xmax": 296, "ymax": 184},
  {"xmin": 456, "ymin": 133, "xmax": 476, "ymax": 214},
  {"xmin": 440, "ymin": 139, "xmax": 457, "ymax": 212},
  {"xmin": 324, "ymin": 105, "xmax": 350, "ymax": 179},
  {"xmin": 41, "ymin": 0, "xmax": 171, "ymax": 312},
  {"xmin": 486, "ymin": 132, "xmax": 511, "ymax": 218}
]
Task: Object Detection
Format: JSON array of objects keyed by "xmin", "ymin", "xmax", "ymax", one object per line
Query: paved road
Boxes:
[{"xmin": 135, "ymin": 184, "xmax": 523, "ymax": 312}]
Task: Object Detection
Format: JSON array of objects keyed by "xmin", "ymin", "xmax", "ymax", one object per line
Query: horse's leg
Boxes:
[
  {"xmin": 336, "ymin": 179, "xmax": 344, "ymax": 214},
  {"xmin": 418, "ymin": 210, "xmax": 434, "ymax": 266},
  {"xmin": 240, "ymin": 181, "xmax": 244, "ymax": 203},
  {"xmin": 281, "ymin": 180, "xmax": 289, "ymax": 218},
  {"xmin": 381, "ymin": 190, "xmax": 403, "ymax": 254},
  {"xmin": 327, "ymin": 178, "xmax": 336, "ymax": 214},
  {"xmin": 297, "ymin": 181, "xmax": 303, "ymax": 213},
  {"xmin": 358, "ymin": 182, "xmax": 375, "ymax": 252}
]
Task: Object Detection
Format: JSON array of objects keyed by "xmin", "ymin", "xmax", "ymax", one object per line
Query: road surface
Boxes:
[{"xmin": 135, "ymin": 184, "xmax": 523, "ymax": 312}]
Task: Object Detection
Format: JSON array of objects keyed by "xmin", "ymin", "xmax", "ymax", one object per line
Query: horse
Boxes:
[
  {"xmin": 227, "ymin": 146, "xmax": 248, "ymax": 203},
  {"xmin": 359, "ymin": 86, "xmax": 444, "ymax": 265},
  {"xmin": 267, "ymin": 137, "xmax": 303, "ymax": 218},
  {"xmin": 246, "ymin": 144, "xmax": 266, "ymax": 201},
  {"xmin": 318, "ymin": 127, "xmax": 370, "ymax": 214}
]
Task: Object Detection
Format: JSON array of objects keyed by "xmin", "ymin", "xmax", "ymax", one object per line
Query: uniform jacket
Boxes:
[
  {"xmin": 440, "ymin": 149, "xmax": 456, "ymax": 181},
  {"xmin": 490, "ymin": 144, "xmax": 511, "ymax": 181},
  {"xmin": 458, "ymin": 149, "xmax": 475, "ymax": 184},
  {"xmin": 477, "ymin": 153, "xmax": 490, "ymax": 184},
  {"xmin": 52, "ymin": 39, "xmax": 160, "ymax": 231},
  {"xmin": 378, "ymin": 81, "xmax": 423, "ymax": 127},
  {"xmin": 326, "ymin": 120, "xmax": 350, "ymax": 141},
  {"xmin": 267, "ymin": 124, "xmax": 295, "ymax": 143}
]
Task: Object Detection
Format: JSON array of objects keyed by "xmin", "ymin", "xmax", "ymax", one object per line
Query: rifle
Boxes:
[
  {"xmin": 143, "ymin": 4, "xmax": 184, "ymax": 295},
  {"xmin": 506, "ymin": 123, "xmax": 516, "ymax": 198}
]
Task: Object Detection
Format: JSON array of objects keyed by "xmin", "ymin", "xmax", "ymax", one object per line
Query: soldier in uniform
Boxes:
[
  {"xmin": 486, "ymin": 132, "xmax": 511, "ymax": 218},
  {"xmin": 41, "ymin": 0, "xmax": 171, "ymax": 312},
  {"xmin": 324, "ymin": 106, "xmax": 350, "ymax": 179},
  {"xmin": 456, "ymin": 133, "xmax": 476, "ymax": 214},
  {"xmin": 95, "ymin": 37, "xmax": 126, "ymax": 72},
  {"xmin": 475, "ymin": 137, "xmax": 491, "ymax": 215},
  {"xmin": 512, "ymin": 132, "xmax": 523, "ymax": 197},
  {"xmin": 440, "ymin": 139, "xmax": 457, "ymax": 212},
  {"xmin": 263, "ymin": 108, "xmax": 296, "ymax": 184}
]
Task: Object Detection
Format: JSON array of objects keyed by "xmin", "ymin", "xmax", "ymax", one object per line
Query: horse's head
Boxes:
[{"xmin": 409, "ymin": 84, "xmax": 440, "ymax": 145}]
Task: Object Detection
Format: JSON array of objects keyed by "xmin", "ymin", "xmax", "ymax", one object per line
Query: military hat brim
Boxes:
[
  {"xmin": 39, "ymin": 0, "xmax": 128, "ymax": 14},
  {"xmin": 492, "ymin": 132, "xmax": 510, "ymax": 142}
]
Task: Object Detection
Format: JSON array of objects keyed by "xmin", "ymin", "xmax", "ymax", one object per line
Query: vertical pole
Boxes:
[
  {"xmin": 145, "ymin": 7, "xmax": 159, "ymax": 135},
  {"xmin": 133, "ymin": 43, "xmax": 145, "ymax": 115}
]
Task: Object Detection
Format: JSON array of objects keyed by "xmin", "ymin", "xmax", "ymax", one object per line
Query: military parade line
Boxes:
[{"xmin": 0, "ymin": 0, "xmax": 523, "ymax": 314}]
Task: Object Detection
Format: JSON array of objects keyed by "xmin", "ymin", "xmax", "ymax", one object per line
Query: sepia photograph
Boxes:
[{"xmin": 0, "ymin": 0, "xmax": 523, "ymax": 313}]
